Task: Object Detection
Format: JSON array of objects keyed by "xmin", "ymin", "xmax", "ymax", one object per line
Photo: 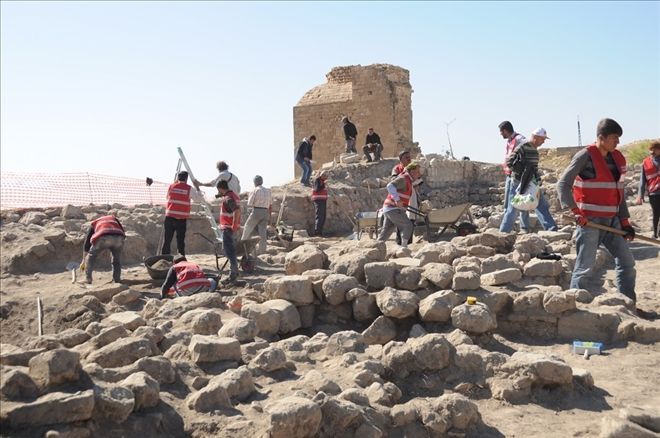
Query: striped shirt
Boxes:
[{"xmin": 247, "ymin": 185, "xmax": 272, "ymax": 209}]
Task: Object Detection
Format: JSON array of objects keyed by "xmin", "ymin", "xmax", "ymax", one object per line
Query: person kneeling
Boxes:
[{"xmin": 160, "ymin": 255, "xmax": 216, "ymax": 299}]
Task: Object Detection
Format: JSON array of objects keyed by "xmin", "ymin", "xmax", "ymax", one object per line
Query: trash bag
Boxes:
[{"xmin": 511, "ymin": 181, "xmax": 539, "ymax": 211}]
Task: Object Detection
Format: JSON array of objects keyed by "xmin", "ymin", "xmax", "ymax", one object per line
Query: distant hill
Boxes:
[{"xmin": 620, "ymin": 139, "xmax": 660, "ymax": 164}]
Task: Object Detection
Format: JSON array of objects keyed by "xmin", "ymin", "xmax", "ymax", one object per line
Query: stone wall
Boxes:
[{"xmin": 293, "ymin": 64, "xmax": 414, "ymax": 177}]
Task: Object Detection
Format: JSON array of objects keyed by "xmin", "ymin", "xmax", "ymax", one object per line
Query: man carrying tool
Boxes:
[
  {"xmin": 557, "ymin": 118, "xmax": 637, "ymax": 303},
  {"xmin": 500, "ymin": 128, "xmax": 557, "ymax": 233},
  {"xmin": 378, "ymin": 162, "xmax": 423, "ymax": 248},
  {"xmin": 216, "ymin": 180, "xmax": 241, "ymax": 283},
  {"xmin": 160, "ymin": 255, "xmax": 216, "ymax": 299},
  {"xmin": 194, "ymin": 161, "xmax": 241, "ymax": 194},
  {"xmin": 162, "ymin": 171, "xmax": 192, "ymax": 256},
  {"xmin": 311, "ymin": 171, "xmax": 329, "ymax": 237},
  {"xmin": 241, "ymin": 175, "xmax": 272, "ymax": 254},
  {"xmin": 499, "ymin": 121, "xmax": 531, "ymax": 232},
  {"xmin": 82, "ymin": 213, "xmax": 126, "ymax": 284},
  {"xmin": 391, "ymin": 150, "xmax": 412, "ymax": 177}
]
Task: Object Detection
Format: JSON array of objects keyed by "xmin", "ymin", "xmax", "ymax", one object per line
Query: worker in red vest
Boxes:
[
  {"xmin": 636, "ymin": 141, "xmax": 660, "ymax": 238},
  {"xmin": 557, "ymin": 118, "xmax": 637, "ymax": 303},
  {"xmin": 378, "ymin": 162, "xmax": 423, "ymax": 248},
  {"xmin": 82, "ymin": 214, "xmax": 126, "ymax": 284},
  {"xmin": 162, "ymin": 171, "xmax": 192, "ymax": 256},
  {"xmin": 311, "ymin": 171, "xmax": 329, "ymax": 237},
  {"xmin": 160, "ymin": 255, "xmax": 216, "ymax": 299},
  {"xmin": 391, "ymin": 150, "xmax": 412, "ymax": 178},
  {"xmin": 216, "ymin": 179, "xmax": 242, "ymax": 282}
]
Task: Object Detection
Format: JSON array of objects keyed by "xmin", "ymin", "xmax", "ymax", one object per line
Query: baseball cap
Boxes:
[{"xmin": 532, "ymin": 128, "xmax": 550, "ymax": 139}]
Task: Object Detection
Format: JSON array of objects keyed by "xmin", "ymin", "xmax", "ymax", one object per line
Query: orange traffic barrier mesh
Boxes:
[{"xmin": 1, "ymin": 172, "xmax": 170, "ymax": 210}]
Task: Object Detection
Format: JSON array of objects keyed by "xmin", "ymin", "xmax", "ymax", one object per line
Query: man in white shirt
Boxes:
[
  {"xmin": 241, "ymin": 175, "xmax": 272, "ymax": 254},
  {"xmin": 194, "ymin": 161, "xmax": 241, "ymax": 194}
]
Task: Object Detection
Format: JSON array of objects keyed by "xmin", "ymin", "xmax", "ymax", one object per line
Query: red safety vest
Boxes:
[
  {"xmin": 90, "ymin": 215, "xmax": 125, "ymax": 245},
  {"xmin": 572, "ymin": 145, "xmax": 627, "ymax": 217},
  {"xmin": 392, "ymin": 163, "xmax": 405, "ymax": 176},
  {"xmin": 219, "ymin": 190, "xmax": 241, "ymax": 230},
  {"xmin": 166, "ymin": 182, "xmax": 192, "ymax": 219},
  {"xmin": 174, "ymin": 261, "xmax": 211, "ymax": 292},
  {"xmin": 383, "ymin": 172, "xmax": 413, "ymax": 209},
  {"xmin": 311, "ymin": 178, "xmax": 328, "ymax": 201},
  {"xmin": 642, "ymin": 156, "xmax": 660, "ymax": 194}
]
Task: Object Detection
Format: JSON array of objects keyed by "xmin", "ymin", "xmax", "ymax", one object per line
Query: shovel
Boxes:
[
  {"xmin": 66, "ymin": 260, "xmax": 85, "ymax": 284},
  {"xmin": 562, "ymin": 214, "xmax": 660, "ymax": 246}
]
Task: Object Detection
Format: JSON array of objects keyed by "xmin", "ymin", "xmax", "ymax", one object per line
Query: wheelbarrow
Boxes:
[
  {"xmin": 355, "ymin": 211, "xmax": 380, "ymax": 240},
  {"xmin": 195, "ymin": 233, "xmax": 260, "ymax": 274}
]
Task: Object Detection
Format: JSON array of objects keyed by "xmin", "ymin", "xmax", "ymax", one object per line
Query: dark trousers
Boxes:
[
  {"xmin": 162, "ymin": 216, "xmax": 187, "ymax": 256},
  {"xmin": 651, "ymin": 195, "xmax": 660, "ymax": 238},
  {"xmin": 363, "ymin": 144, "xmax": 383, "ymax": 162},
  {"xmin": 395, "ymin": 219, "xmax": 415, "ymax": 245},
  {"xmin": 314, "ymin": 200, "xmax": 327, "ymax": 236},
  {"xmin": 222, "ymin": 228, "xmax": 239, "ymax": 277}
]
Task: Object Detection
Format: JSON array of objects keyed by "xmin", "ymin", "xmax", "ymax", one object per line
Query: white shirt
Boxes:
[
  {"xmin": 212, "ymin": 170, "xmax": 241, "ymax": 194},
  {"xmin": 247, "ymin": 185, "xmax": 272, "ymax": 209}
]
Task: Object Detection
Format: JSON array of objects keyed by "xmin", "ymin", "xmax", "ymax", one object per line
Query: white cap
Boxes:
[{"xmin": 532, "ymin": 128, "xmax": 550, "ymax": 139}]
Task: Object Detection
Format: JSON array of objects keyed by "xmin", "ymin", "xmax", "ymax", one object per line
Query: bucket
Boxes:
[{"xmin": 144, "ymin": 255, "xmax": 174, "ymax": 280}]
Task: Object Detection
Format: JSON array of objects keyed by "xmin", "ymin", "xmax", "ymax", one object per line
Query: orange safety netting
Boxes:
[{"xmin": 0, "ymin": 172, "xmax": 171, "ymax": 210}]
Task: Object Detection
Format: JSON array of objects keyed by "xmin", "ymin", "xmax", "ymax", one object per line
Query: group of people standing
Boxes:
[{"xmin": 295, "ymin": 116, "xmax": 384, "ymax": 187}]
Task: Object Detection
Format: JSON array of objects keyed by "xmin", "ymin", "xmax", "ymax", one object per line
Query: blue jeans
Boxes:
[
  {"xmin": 502, "ymin": 176, "xmax": 530, "ymax": 232},
  {"xmin": 571, "ymin": 216, "xmax": 636, "ymax": 301},
  {"xmin": 500, "ymin": 178, "xmax": 556, "ymax": 232},
  {"xmin": 297, "ymin": 159, "xmax": 312, "ymax": 185},
  {"xmin": 222, "ymin": 228, "xmax": 239, "ymax": 277}
]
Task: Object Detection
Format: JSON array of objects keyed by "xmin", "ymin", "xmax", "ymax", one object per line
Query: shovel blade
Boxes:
[{"xmin": 66, "ymin": 261, "xmax": 80, "ymax": 271}]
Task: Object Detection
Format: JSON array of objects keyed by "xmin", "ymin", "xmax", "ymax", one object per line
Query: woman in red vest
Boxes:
[
  {"xmin": 557, "ymin": 118, "xmax": 637, "ymax": 305},
  {"xmin": 636, "ymin": 141, "xmax": 660, "ymax": 238},
  {"xmin": 160, "ymin": 255, "xmax": 216, "ymax": 299},
  {"xmin": 162, "ymin": 171, "xmax": 192, "ymax": 256},
  {"xmin": 83, "ymin": 214, "xmax": 126, "ymax": 284}
]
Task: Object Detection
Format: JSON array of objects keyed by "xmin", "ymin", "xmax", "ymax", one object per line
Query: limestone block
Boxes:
[
  {"xmin": 249, "ymin": 347, "xmax": 288, "ymax": 373},
  {"xmin": 263, "ymin": 299, "xmax": 302, "ymax": 334},
  {"xmin": 322, "ymin": 274, "xmax": 360, "ymax": 305},
  {"xmin": 285, "ymin": 244, "xmax": 327, "ymax": 275},
  {"xmin": 2, "ymin": 390, "xmax": 95, "ymax": 428},
  {"xmin": 375, "ymin": 287, "xmax": 420, "ymax": 319},
  {"xmin": 29, "ymin": 349, "xmax": 81, "ymax": 388},
  {"xmin": 188, "ymin": 335, "xmax": 241, "ymax": 363},
  {"xmin": 266, "ymin": 396, "xmax": 322, "ymax": 438},
  {"xmin": 481, "ymin": 268, "xmax": 522, "ymax": 286},
  {"xmin": 86, "ymin": 337, "xmax": 154, "ymax": 368},
  {"xmin": 418, "ymin": 290, "xmax": 462, "ymax": 322},
  {"xmin": 452, "ymin": 271, "xmax": 481, "ymax": 291},
  {"xmin": 421, "ymin": 263, "xmax": 454, "ymax": 288},
  {"xmin": 217, "ymin": 317, "xmax": 258, "ymax": 343},
  {"xmin": 241, "ymin": 303, "xmax": 280, "ymax": 337},
  {"xmin": 395, "ymin": 266, "xmax": 424, "ymax": 290},
  {"xmin": 451, "ymin": 303, "xmax": 497, "ymax": 334},
  {"xmin": 264, "ymin": 276, "xmax": 314, "ymax": 306},
  {"xmin": 542, "ymin": 291, "xmax": 577, "ymax": 314},
  {"xmin": 352, "ymin": 293, "xmax": 380, "ymax": 322},
  {"xmin": 362, "ymin": 316, "xmax": 397, "ymax": 345},
  {"xmin": 523, "ymin": 259, "xmax": 563, "ymax": 277},
  {"xmin": 364, "ymin": 262, "xmax": 398, "ymax": 289}
]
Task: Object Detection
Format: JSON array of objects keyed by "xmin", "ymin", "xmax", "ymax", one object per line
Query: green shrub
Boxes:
[{"xmin": 621, "ymin": 139, "xmax": 659, "ymax": 165}]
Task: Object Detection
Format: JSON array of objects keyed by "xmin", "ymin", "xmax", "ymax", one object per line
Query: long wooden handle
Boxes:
[{"xmin": 562, "ymin": 214, "xmax": 660, "ymax": 246}]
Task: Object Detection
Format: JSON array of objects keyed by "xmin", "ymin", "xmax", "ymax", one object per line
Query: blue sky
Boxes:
[{"xmin": 2, "ymin": 1, "xmax": 658, "ymax": 189}]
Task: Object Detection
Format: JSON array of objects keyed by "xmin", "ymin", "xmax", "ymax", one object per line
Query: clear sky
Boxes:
[{"xmin": 2, "ymin": 1, "xmax": 659, "ymax": 189}]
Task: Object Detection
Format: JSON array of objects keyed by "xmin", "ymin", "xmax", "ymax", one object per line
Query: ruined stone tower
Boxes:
[{"xmin": 293, "ymin": 64, "xmax": 414, "ymax": 177}]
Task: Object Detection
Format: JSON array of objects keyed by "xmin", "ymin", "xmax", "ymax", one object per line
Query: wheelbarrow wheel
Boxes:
[{"xmin": 240, "ymin": 256, "xmax": 255, "ymax": 273}]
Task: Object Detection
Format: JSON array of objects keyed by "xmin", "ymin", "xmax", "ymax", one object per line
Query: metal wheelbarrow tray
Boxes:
[{"xmin": 195, "ymin": 234, "xmax": 261, "ymax": 274}]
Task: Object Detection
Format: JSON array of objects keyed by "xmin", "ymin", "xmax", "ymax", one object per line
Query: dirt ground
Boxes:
[{"xmin": 1, "ymin": 234, "xmax": 658, "ymax": 437}]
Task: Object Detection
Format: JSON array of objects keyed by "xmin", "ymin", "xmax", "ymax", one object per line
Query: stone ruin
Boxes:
[
  {"xmin": 293, "ymin": 64, "xmax": 417, "ymax": 178},
  {"xmin": 1, "ymin": 160, "xmax": 659, "ymax": 436}
]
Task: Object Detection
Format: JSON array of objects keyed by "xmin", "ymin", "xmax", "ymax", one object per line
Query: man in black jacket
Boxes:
[
  {"xmin": 363, "ymin": 128, "xmax": 383, "ymax": 162},
  {"xmin": 342, "ymin": 116, "xmax": 358, "ymax": 153},
  {"xmin": 296, "ymin": 135, "xmax": 315, "ymax": 186}
]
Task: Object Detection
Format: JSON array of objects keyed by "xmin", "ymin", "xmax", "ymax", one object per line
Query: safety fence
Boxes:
[{"xmin": 1, "ymin": 172, "xmax": 173, "ymax": 210}]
